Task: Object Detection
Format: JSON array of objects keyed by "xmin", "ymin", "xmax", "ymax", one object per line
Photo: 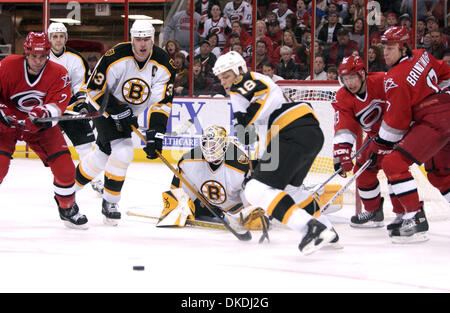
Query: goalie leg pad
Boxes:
[{"xmin": 157, "ymin": 188, "xmax": 195, "ymax": 227}]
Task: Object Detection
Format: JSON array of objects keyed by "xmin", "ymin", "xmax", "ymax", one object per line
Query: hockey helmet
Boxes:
[
  {"xmin": 23, "ymin": 32, "xmax": 52, "ymax": 55},
  {"xmin": 213, "ymin": 51, "xmax": 247, "ymax": 77},
  {"xmin": 381, "ymin": 26, "xmax": 409, "ymax": 46},
  {"xmin": 338, "ymin": 55, "xmax": 366, "ymax": 77},
  {"xmin": 201, "ymin": 125, "xmax": 229, "ymax": 164},
  {"xmin": 47, "ymin": 22, "xmax": 68, "ymax": 37},
  {"xmin": 130, "ymin": 20, "xmax": 155, "ymax": 40}
]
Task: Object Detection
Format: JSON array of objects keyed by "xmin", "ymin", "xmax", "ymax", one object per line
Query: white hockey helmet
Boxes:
[
  {"xmin": 213, "ymin": 51, "xmax": 248, "ymax": 77},
  {"xmin": 201, "ymin": 125, "xmax": 229, "ymax": 164},
  {"xmin": 130, "ymin": 20, "xmax": 155, "ymax": 40},
  {"xmin": 47, "ymin": 22, "xmax": 68, "ymax": 37}
]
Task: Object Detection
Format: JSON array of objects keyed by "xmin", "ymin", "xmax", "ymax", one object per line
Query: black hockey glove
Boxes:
[
  {"xmin": 109, "ymin": 104, "xmax": 137, "ymax": 133},
  {"xmin": 144, "ymin": 126, "xmax": 165, "ymax": 159},
  {"xmin": 193, "ymin": 198, "xmax": 224, "ymax": 219},
  {"xmin": 233, "ymin": 112, "xmax": 258, "ymax": 145},
  {"xmin": 70, "ymin": 92, "xmax": 89, "ymax": 114}
]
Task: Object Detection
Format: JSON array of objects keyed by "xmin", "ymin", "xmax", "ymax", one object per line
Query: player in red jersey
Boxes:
[
  {"xmin": 333, "ymin": 55, "xmax": 405, "ymax": 228},
  {"xmin": 0, "ymin": 32, "xmax": 88, "ymax": 229},
  {"xmin": 360, "ymin": 26, "xmax": 450, "ymax": 243}
]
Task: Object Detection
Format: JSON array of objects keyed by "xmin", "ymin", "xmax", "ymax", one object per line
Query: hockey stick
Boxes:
[
  {"xmin": 311, "ymin": 136, "xmax": 375, "ymax": 196},
  {"xmin": 35, "ymin": 88, "xmax": 110, "ymax": 123},
  {"xmin": 320, "ymin": 159, "xmax": 372, "ymax": 214},
  {"xmin": 131, "ymin": 125, "xmax": 252, "ymax": 241}
]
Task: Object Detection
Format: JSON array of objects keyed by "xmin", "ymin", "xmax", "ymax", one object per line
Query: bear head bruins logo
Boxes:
[
  {"xmin": 122, "ymin": 78, "xmax": 150, "ymax": 105},
  {"xmin": 200, "ymin": 180, "xmax": 227, "ymax": 205}
]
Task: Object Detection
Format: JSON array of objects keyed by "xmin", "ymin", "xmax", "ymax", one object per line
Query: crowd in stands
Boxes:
[{"xmin": 160, "ymin": 0, "xmax": 450, "ymax": 97}]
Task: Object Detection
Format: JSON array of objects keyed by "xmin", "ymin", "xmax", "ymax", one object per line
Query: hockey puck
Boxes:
[{"xmin": 133, "ymin": 265, "xmax": 145, "ymax": 271}]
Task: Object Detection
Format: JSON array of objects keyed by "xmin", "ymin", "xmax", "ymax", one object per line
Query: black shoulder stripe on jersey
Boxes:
[
  {"xmin": 151, "ymin": 45, "xmax": 177, "ymax": 75},
  {"xmin": 268, "ymin": 101, "xmax": 314, "ymax": 129},
  {"xmin": 224, "ymin": 143, "xmax": 250, "ymax": 173},
  {"xmin": 231, "ymin": 72, "xmax": 269, "ymax": 102}
]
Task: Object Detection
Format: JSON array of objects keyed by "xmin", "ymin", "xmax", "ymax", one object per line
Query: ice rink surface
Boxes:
[{"xmin": 1, "ymin": 158, "xmax": 449, "ymax": 293}]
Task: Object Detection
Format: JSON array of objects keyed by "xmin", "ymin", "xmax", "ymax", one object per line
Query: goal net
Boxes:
[{"xmin": 278, "ymin": 80, "xmax": 449, "ymax": 220}]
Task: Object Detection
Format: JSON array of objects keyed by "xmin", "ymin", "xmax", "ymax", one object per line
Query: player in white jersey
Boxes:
[
  {"xmin": 74, "ymin": 20, "xmax": 176, "ymax": 225},
  {"xmin": 47, "ymin": 23, "xmax": 103, "ymax": 196},
  {"xmin": 213, "ymin": 51, "xmax": 337, "ymax": 255}
]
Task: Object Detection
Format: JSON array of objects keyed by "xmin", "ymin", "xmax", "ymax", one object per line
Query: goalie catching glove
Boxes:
[
  {"xmin": 238, "ymin": 206, "xmax": 269, "ymax": 231},
  {"xmin": 157, "ymin": 188, "xmax": 195, "ymax": 227}
]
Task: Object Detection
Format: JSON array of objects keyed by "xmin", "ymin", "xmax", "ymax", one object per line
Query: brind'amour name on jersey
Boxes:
[{"xmin": 406, "ymin": 52, "xmax": 430, "ymax": 87}]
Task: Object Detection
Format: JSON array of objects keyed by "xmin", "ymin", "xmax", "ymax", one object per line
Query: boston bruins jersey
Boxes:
[
  {"xmin": 49, "ymin": 46, "xmax": 89, "ymax": 95},
  {"xmin": 86, "ymin": 42, "xmax": 176, "ymax": 126},
  {"xmin": 171, "ymin": 143, "xmax": 250, "ymax": 211},
  {"xmin": 229, "ymin": 71, "xmax": 316, "ymax": 154}
]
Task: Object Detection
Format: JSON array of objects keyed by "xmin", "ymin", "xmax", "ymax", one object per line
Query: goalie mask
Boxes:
[{"xmin": 201, "ymin": 125, "xmax": 229, "ymax": 164}]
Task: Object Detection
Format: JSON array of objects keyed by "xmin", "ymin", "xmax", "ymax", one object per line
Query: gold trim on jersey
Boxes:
[
  {"xmin": 266, "ymin": 103, "xmax": 317, "ymax": 147},
  {"xmin": 105, "ymin": 171, "xmax": 126, "ymax": 182},
  {"xmin": 266, "ymin": 192, "xmax": 287, "ymax": 216}
]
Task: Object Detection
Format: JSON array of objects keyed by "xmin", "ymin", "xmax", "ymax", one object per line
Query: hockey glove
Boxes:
[
  {"xmin": 109, "ymin": 104, "xmax": 137, "ymax": 133},
  {"xmin": 70, "ymin": 92, "xmax": 89, "ymax": 114},
  {"xmin": 26, "ymin": 106, "xmax": 52, "ymax": 133},
  {"xmin": 357, "ymin": 137, "xmax": 393, "ymax": 169},
  {"xmin": 193, "ymin": 198, "xmax": 224, "ymax": 220},
  {"xmin": 333, "ymin": 143, "xmax": 353, "ymax": 178},
  {"xmin": 0, "ymin": 108, "xmax": 14, "ymax": 128},
  {"xmin": 144, "ymin": 127, "xmax": 165, "ymax": 159}
]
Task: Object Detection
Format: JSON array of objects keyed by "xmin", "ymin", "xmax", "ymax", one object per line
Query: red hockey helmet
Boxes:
[
  {"xmin": 23, "ymin": 32, "xmax": 51, "ymax": 55},
  {"xmin": 338, "ymin": 55, "xmax": 365, "ymax": 77},
  {"xmin": 381, "ymin": 26, "xmax": 409, "ymax": 45}
]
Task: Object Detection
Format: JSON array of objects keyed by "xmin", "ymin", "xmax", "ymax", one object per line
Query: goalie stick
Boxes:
[{"xmin": 131, "ymin": 124, "xmax": 252, "ymax": 241}]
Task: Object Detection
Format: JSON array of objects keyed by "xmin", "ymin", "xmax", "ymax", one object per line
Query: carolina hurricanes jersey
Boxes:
[
  {"xmin": 86, "ymin": 42, "xmax": 176, "ymax": 121},
  {"xmin": 49, "ymin": 46, "xmax": 89, "ymax": 95},
  {"xmin": 223, "ymin": 1, "xmax": 252, "ymax": 26},
  {"xmin": 230, "ymin": 71, "xmax": 316, "ymax": 156},
  {"xmin": 332, "ymin": 72, "xmax": 388, "ymax": 146},
  {"xmin": 380, "ymin": 49, "xmax": 450, "ymax": 143},
  {"xmin": 202, "ymin": 17, "xmax": 231, "ymax": 47},
  {"xmin": 0, "ymin": 55, "xmax": 71, "ymax": 121},
  {"xmin": 171, "ymin": 143, "xmax": 250, "ymax": 211}
]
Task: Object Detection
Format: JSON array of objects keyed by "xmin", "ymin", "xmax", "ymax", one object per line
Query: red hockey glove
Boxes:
[
  {"xmin": 357, "ymin": 138, "xmax": 393, "ymax": 169},
  {"xmin": 0, "ymin": 108, "xmax": 15, "ymax": 128},
  {"xmin": 26, "ymin": 106, "xmax": 52, "ymax": 133},
  {"xmin": 333, "ymin": 143, "xmax": 353, "ymax": 178}
]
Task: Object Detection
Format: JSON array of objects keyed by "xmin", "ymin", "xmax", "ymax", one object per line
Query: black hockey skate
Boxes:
[
  {"xmin": 298, "ymin": 219, "xmax": 335, "ymax": 255},
  {"xmin": 387, "ymin": 202, "xmax": 425, "ymax": 235},
  {"xmin": 58, "ymin": 201, "xmax": 88, "ymax": 230},
  {"xmin": 350, "ymin": 197, "xmax": 384, "ymax": 228},
  {"xmin": 102, "ymin": 199, "xmax": 121, "ymax": 226},
  {"xmin": 390, "ymin": 207, "xmax": 428, "ymax": 244}
]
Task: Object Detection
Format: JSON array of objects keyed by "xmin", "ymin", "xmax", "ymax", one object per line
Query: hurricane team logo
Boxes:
[
  {"xmin": 11, "ymin": 90, "xmax": 46, "ymax": 113},
  {"xmin": 122, "ymin": 78, "xmax": 150, "ymax": 105},
  {"xmin": 200, "ymin": 180, "xmax": 227, "ymax": 205}
]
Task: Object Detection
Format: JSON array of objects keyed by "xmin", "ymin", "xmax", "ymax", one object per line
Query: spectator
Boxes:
[
  {"xmin": 192, "ymin": 58, "xmax": 213, "ymax": 96},
  {"xmin": 386, "ymin": 13, "xmax": 398, "ymax": 27},
  {"xmin": 173, "ymin": 52, "xmax": 189, "ymax": 96},
  {"xmin": 276, "ymin": 45, "xmax": 302, "ymax": 79},
  {"xmin": 399, "ymin": 13, "xmax": 412, "ymax": 30},
  {"xmin": 196, "ymin": 0, "xmax": 221, "ymax": 19},
  {"xmin": 295, "ymin": 0, "xmax": 310, "ymax": 28},
  {"xmin": 349, "ymin": 18, "xmax": 365, "ymax": 53},
  {"xmin": 369, "ymin": 14, "xmax": 388, "ymax": 46},
  {"xmin": 267, "ymin": 19, "xmax": 283, "ymax": 51},
  {"xmin": 354, "ymin": 0, "xmax": 365, "ymax": 20},
  {"xmin": 255, "ymin": 20, "xmax": 274, "ymax": 59},
  {"xmin": 262, "ymin": 61, "xmax": 284, "ymax": 82},
  {"xmin": 198, "ymin": 4, "xmax": 231, "ymax": 49},
  {"xmin": 194, "ymin": 40, "xmax": 217, "ymax": 79},
  {"xmin": 343, "ymin": 3, "xmax": 358, "ymax": 25},
  {"xmin": 326, "ymin": 65, "xmax": 338, "ymax": 80},
  {"xmin": 443, "ymin": 49, "xmax": 450, "ymax": 66},
  {"xmin": 317, "ymin": 11, "xmax": 343, "ymax": 44},
  {"xmin": 284, "ymin": 13, "xmax": 303, "ymax": 44},
  {"xmin": 205, "ymin": 33, "xmax": 222, "ymax": 58},
  {"xmin": 444, "ymin": 13, "xmax": 450, "ymax": 37},
  {"xmin": 416, "ymin": 18, "xmax": 427, "ymax": 47},
  {"xmin": 163, "ymin": 0, "xmax": 201, "ymax": 51},
  {"xmin": 252, "ymin": 39, "xmax": 273, "ymax": 73},
  {"xmin": 223, "ymin": 0, "xmax": 252, "ymax": 30},
  {"xmin": 419, "ymin": 32, "xmax": 433, "ymax": 50},
  {"xmin": 87, "ymin": 55, "xmax": 98, "ymax": 75},
  {"xmin": 306, "ymin": 55, "xmax": 327, "ymax": 80},
  {"xmin": 164, "ymin": 39, "xmax": 182, "ymax": 60},
  {"xmin": 427, "ymin": 30, "xmax": 447, "ymax": 60},
  {"xmin": 327, "ymin": 28, "xmax": 359, "ymax": 67},
  {"xmin": 273, "ymin": 0, "xmax": 294, "ymax": 29},
  {"xmin": 221, "ymin": 32, "xmax": 241, "ymax": 54},
  {"xmin": 368, "ymin": 45, "xmax": 387, "ymax": 72},
  {"xmin": 272, "ymin": 30, "xmax": 307, "ymax": 65},
  {"xmin": 426, "ymin": 15, "xmax": 440, "ymax": 33},
  {"xmin": 264, "ymin": 11, "xmax": 278, "ymax": 25},
  {"xmin": 225, "ymin": 21, "xmax": 252, "ymax": 55}
]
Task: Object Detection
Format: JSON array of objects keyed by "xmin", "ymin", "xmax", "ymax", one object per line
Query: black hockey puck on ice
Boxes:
[{"xmin": 133, "ymin": 265, "xmax": 145, "ymax": 271}]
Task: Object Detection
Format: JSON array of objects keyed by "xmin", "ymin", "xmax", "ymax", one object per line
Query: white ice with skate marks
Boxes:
[{"xmin": 1, "ymin": 159, "xmax": 450, "ymax": 292}]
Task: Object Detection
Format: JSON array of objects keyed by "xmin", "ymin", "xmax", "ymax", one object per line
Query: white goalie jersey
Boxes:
[{"xmin": 171, "ymin": 143, "xmax": 251, "ymax": 211}]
